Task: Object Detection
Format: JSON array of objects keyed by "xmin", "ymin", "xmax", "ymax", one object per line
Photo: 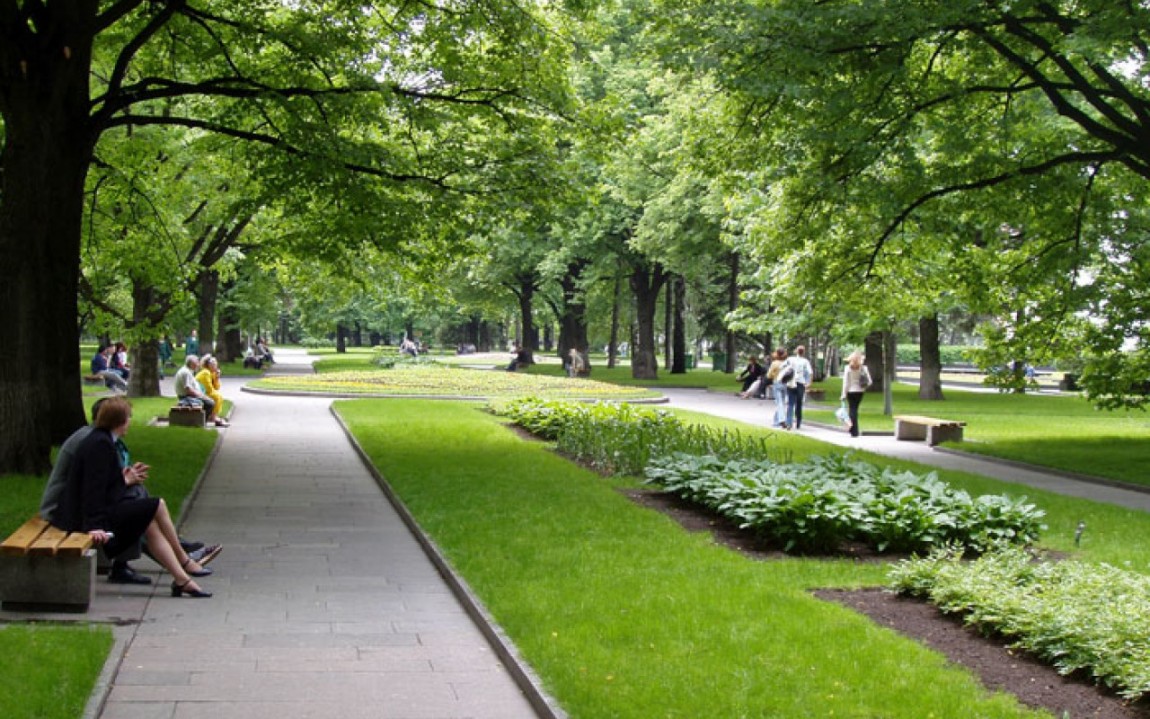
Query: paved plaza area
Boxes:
[{"xmin": 3, "ymin": 350, "xmax": 1146, "ymax": 718}]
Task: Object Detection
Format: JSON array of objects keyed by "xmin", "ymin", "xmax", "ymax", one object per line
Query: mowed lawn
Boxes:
[{"xmin": 338, "ymin": 398, "xmax": 1136, "ymax": 719}]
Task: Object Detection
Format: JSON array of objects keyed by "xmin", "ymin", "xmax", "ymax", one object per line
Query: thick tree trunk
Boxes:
[
  {"xmin": 671, "ymin": 275, "xmax": 687, "ymax": 374},
  {"xmin": 213, "ymin": 278, "xmax": 242, "ymax": 363},
  {"xmin": 918, "ymin": 314, "xmax": 946, "ymax": 400},
  {"xmin": 336, "ymin": 324, "xmax": 348, "ymax": 353},
  {"xmin": 513, "ymin": 274, "xmax": 536, "ymax": 365},
  {"xmin": 630, "ymin": 261, "xmax": 668, "ymax": 380},
  {"xmin": 127, "ymin": 281, "xmax": 163, "ymax": 397},
  {"xmin": 557, "ymin": 262, "xmax": 589, "ymax": 366},
  {"xmin": 0, "ymin": 8, "xmax": 97, "ymax": 472},
  {"xmin": 664, "ymin": 281, "xmax": 673, "ymax": 370},
  {"xmin": 864, "ymin": 332, "xmax": 885, "ymax": 393}
]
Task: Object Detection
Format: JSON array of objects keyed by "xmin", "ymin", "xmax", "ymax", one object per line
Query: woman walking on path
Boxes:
[
  {"xmin": 767, "ymin": 348, "xmax": 788, "ymax": 427},
  {"xmin": 840, "ymin": 351, "xmax": 872, "ymax": 437}
]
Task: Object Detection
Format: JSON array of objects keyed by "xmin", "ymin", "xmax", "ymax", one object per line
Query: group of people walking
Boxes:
[{"xmin": 738, "ymin": 345, "xmax": 872, "ymax": 437}]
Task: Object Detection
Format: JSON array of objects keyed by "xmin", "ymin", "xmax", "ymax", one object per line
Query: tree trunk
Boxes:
[
  {"xmin": 336, "ymin": 324, "xmax": 348, "ymax": 353},
  {"xmin": 864, "ymin": 332, "xmax": 885, "ymax": 393},
  {"xmin": 664, "ymin": 281, "xmax": 673, "ymax": 370},
  {"xmin": 630, "ymin": 261, "xmax": 668, "ymax": 379},
  {"xmin": 671, "ymin": 274, "xmax": 687, "ymax": 374},
  {"xmin": 513, "ymin": 273, "xmax": 537, "ymax": 365},
  {"xmin": 724, "ymin": 252, "xmax": 738, "ymax": 373},
  {"xmin": 557, "ymin": 262, "xmax": 589, "ymax": 365},
  {"xmin": 918, "ymin": 314, "xmax": 946, "ymax": 400},
  {"xmin": 883, "ymin": 329, "xmax": 897, "ymax": 415},
  {"xmin": 127, "ymin": 281, "xmax": 163, "ymax": 397},
  {"xmin": 608, "ymin": 272, "xmax": 622, "ymax": 369},
  {"xmin": 197, "ymin": 269, "xmax": 219, "ymax": 354},
  {"xmin": 0, "ymin": 8, "xmax": 97, "ymax": 472}
]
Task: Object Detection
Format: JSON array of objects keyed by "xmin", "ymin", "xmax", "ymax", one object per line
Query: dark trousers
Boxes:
[
  {"xmin": 846, "ymin": 391, "xmax": 865, "ymax": 437},
  {"xmin": 786, "ymin": 383, "xmax": 806, "ymax": 428}
]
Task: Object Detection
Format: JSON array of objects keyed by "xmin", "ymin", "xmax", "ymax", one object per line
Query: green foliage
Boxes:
[
  {"xmin": 493, "ymin": 397, "xmax": 788, "ymax": 475},
  {"xmin": 891, "ymin": 547, "xmax": 1150, "ymax": 700},
  {"xmin": 645, "ymin": 453, "xmax": 1045, "ymax": 554}
]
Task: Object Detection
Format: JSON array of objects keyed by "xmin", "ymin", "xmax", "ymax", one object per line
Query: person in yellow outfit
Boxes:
[{"xmin": 195, "ymin": 355, "xmax": 229, "ymax": 427}]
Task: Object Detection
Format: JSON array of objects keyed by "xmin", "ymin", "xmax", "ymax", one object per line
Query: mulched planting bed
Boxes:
[{"xmin": 625, "ymin": 488, "xmax": 1150, "ymax": 719}]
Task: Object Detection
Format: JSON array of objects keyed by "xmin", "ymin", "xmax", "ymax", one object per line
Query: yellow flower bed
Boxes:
[{"xmin": 248, "ymin": 364, "xmax": 660, "ymax": 400}]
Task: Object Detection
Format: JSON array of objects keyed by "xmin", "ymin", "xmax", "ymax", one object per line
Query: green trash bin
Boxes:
[
  {"xmin": 685, "ymin": 353, "xmax": 696, "ymax": 369},
  {"xmin": 711, "ymin": 352, "xmax": 727, "ymax": 371}
]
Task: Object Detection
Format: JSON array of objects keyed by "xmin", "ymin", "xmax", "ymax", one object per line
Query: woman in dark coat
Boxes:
[{"xmin": 54, "ymin": 397, "xmax": 213, "ymax": 598}]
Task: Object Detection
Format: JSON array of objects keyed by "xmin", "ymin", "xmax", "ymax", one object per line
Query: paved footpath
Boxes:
[
  {"xmin": 93, "ymin": 349, "xmax": 540, "ymax": 719},
  {"xmin": 658, "ymin": 387, "xmax": 1150, "ymax": 514}
]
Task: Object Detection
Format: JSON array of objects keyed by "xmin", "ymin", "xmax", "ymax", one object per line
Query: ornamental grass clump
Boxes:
[
  {"xmin": 889, "ymin": 547, "xmax": 1150, "ymax": 700},
  {"xmin": 645, "ymin": 453, "xmax": 1045, "ymax": 554}
]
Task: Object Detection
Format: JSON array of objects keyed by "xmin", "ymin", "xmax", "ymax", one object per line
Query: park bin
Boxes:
[{"xmin": 711, "ymin": 352, "xmax": 727, "ymax": 371}]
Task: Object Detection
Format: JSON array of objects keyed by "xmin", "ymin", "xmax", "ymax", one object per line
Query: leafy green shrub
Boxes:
[
  {"xmin": 299, "ymin": 336, "xmax": 335, "ymax": 348},
  {"xmin": 493, "ymin": 398, "xmax": 787, "ymax": 475},
  {"xmin": 890, "ymin": 547, "xmax": 1150, "ymax": 700},
  {"xmin": 645, "ymin": 453, "xmax": 1045, "ymax": 554}
]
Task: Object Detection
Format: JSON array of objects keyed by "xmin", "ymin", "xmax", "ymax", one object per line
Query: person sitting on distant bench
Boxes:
[
  {"xmin": 174, "ymin": 355, "xmax": 216, "ymax": 421},
  {"xmin": 195, "ymin": 355, "xmax": 229, "ymax": 427},
  {"xmin": 91, "ymin": 344, "xmax": 128, "ymax": 393}
]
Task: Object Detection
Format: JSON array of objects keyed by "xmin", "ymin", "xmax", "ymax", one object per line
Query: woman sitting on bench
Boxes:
[{"xmin": 51, "ymin": 397, "xmax": 214, "ymax": 598}]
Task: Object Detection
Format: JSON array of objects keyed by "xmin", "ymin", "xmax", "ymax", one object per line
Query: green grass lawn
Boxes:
[
  {"xmin": 338, "ymin": 398, "xmax": 1150, "ymax": 718},
  {"xmin": 801, "ymin": 379, "xmax": 1150, "ymax": 487}
]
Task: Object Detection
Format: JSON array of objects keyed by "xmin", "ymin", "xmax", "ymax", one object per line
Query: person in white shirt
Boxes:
[
  {"xmin": 784, "ymin": 345, "xmax": 814, "ymax": 430},
  {"xmin": 174, "ymin": 355, "xmax": 216, "ymax": 419},
  {"xmin": 840, "ymin": 351, "xmax": 873, "ymax": 437}
]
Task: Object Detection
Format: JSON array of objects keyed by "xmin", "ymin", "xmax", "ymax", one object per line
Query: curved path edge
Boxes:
[{"xmin": 331, "ymin": 406, "xmax": 568, "ymax": 719}]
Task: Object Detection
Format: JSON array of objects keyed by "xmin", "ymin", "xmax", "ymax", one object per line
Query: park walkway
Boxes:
[{"xmin": 92, "ymin": 349, "xmax": 542, "ymax": 719}]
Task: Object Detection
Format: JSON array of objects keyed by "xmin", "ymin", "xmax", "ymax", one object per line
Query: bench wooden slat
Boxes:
[
  {"xmin": 29, "ymin": 525, "xmax": 72, "ymax": 556},
  {"xmin": 0, "ymin": 517, "xmax": 50, "ymax": 556},
  {"xmin": 56, "ymin": 532, "xmax": 95, "ymax": 557},
  {"xmin": 1, "ymin": 516, "xmax": 94, "ymax": 557}
]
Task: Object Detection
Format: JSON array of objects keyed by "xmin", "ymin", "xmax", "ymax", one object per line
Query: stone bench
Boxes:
[
  {"xmin": 168, "ymin": 405, "xmax": 206, "ymax": 428},
  {"xmin": 894, "ymin": 415, "xmax": 966, "ymax": 446},
  {"xmin": 0, "ymin": 517, "xmax": 96, "ymax": 612}
]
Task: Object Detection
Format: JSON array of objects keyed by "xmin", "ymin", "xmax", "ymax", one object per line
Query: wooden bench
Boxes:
[
  {"xmin": 168, "ymin": 405, "xmax": 206, "ymax": 428},
  {"xmin": 0, "ymin": 517, "xmax": 96, "ymax": 612},
  {"xmin": 894, "ymin": 415, "xmax": 966, "ymax": 446},
  {"xmin": 83, "ymin": 373, "xmax": 105, "ymax": 385}
]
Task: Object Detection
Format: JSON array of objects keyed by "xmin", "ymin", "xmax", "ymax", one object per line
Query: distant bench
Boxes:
[
  {"xmin": 0, "ymin": 517, "xmax": 95, "ymax": 612},
  {"xmin": 168, "ymin": 404, "xmax": 206, "ymax": 428},
  {"xmin": 893, "ymin": 415, "xmax": 966, "ymax": 446},
  {"xmin": 83, "ymin": 373, "xmax": 105, "ymax": 385}
]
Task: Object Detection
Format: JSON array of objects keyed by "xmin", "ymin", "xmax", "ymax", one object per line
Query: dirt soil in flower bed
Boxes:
[{"xmin": 624, "ymin": 488, "xmax": 1150, "ymax": 719}]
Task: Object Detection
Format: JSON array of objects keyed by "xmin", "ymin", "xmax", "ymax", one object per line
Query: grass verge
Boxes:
[{"xmin": 338, "ymin": 398, "xmax": 1129, "ymax": 718}]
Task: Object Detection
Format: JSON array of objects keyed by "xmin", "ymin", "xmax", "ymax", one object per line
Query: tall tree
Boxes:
[{"xmin": 0, "ymin": 0, "xmax": 572, "ymax": 472}]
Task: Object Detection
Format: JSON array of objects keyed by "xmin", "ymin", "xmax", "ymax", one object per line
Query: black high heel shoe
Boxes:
[
  {"xmin": 171, "ymin": 579, "xmax": 212, "ymax": 598},
  {"xmin": 182, "ymin": 556, "xmax": 212, "ymax": 577}
]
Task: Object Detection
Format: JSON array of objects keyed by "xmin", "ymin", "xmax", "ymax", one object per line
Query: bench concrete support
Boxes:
[
  {"xmin": 169, "ymin": 406, "xmax": 206, "ymax": 428},
  {"xmin": 0, "ymin": 551, "xmax": 96, "ymax": 612}
]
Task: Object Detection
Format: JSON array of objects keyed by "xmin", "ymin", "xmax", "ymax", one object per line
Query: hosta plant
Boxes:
[
  {"xmin": 890, "ymin": 547, "xmax": 1150, "ymax": 701},
  {"xmin": 645, "ymin": 453, "xmax": 1045, "ymax": 554}
]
